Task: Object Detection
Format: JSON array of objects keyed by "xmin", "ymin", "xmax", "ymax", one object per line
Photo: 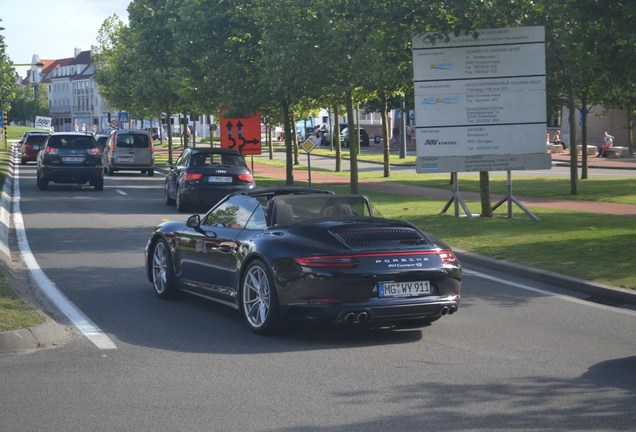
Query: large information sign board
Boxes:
[{"xmin": 413, "ymin": 27, "xmax": 550, "ymax": 173}]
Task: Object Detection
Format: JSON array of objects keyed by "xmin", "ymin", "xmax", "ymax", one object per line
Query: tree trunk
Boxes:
[
  {"xmin": 479, "ymin": 171, "xmax": 492, "ymax": 217},
  {"xmin": 290, "ymin": 112, "xmax": 299, "ymax": 165},
  {"xmin": 580, "ymin": 92, "xmax": 588, "ymax": 180},
  {"xmin": 334, "ymin": 104, "xmax": 341, "ymax": 172},
  {"xmin": 568, "ymin": 78, "xmax": 579, "ymax": 195},
  {"xmin": 380, "ymin": 92, "xmax": 390, "ymax": 178},
  {"xmin": 627, "ymin": 107, "xmax": 634, "ymax": 157},
  {"xmin": 281, "ymin": 99, "xmax": 294, "ymax": 185},
  {"xmin": 345, "ymin": 91, "xmax": 358, "ymax": 194},
  {"xmin": 166, "ymin": 110, "xmax": 173, "ymax": 165}
]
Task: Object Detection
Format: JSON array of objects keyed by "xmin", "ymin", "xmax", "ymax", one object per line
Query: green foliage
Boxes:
[
  {"xmin": 7, "ymin": 84, "xmax": 50, "ymax": 124},
  {"xmin": 0, "ymin": 22, "xmax": 18, "ymax": 113}
]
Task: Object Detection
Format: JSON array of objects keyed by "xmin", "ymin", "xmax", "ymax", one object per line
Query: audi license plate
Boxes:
[
  {"xmin": 62, "ymin": 156, "xmax": 84, "ymax": 163},
  {"xmin": 208, "ymin": 176, "xmax": 232, "ymax": 183},
  {"xmin": 378, "ymin": 280, "xmax": 431, "ymax": 298}
]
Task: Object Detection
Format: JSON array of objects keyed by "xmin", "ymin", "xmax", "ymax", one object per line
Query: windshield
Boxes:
[{"xmin": 270, "ymin": 194, "xmax": 374, "ymax": 225}]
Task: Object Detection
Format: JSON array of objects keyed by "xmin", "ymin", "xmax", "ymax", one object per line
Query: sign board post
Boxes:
[{"xmin": 300, "ymin": 138, "xmax": 317, "ymax": 187}]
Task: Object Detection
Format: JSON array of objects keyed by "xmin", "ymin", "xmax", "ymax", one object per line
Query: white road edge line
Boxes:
[
  {"xmin": 11, "ymin": 159, "xmax": 117, "ymax": 350},
  {"xmin": 464, "ymin": 267, "xmax": 636, "ymax": 316},
  {"xmin": 116, "ymin": 189, "xmax": 127, "ymax": 195}
]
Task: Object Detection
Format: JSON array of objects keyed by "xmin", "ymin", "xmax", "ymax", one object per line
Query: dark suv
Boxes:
[{"xmin": 36, "ymin": 133, "xmax": 104, "ymax": 191}]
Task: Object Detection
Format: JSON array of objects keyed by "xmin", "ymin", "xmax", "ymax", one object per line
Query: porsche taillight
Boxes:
[
  {"xmin": 294, "ymin": 256, "xmax": 358, "ymax": 268},
  {"xmin": 438, "ymin": 249, "xmax": 458, "ymax": 264}
]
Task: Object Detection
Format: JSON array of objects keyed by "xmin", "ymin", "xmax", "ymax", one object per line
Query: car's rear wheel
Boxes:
[
  {"xmin": 147, "ymin": 169, "xmax": 154, "ymax": 177},
  {"xmin": 151, "ymin": 238, "xmax": 178, "ymax": 299},
  {"xmin": 38, "ymin": 177, "xmax": 48, "ymax": 191},
  {"xmin": 92, "ymin": 177, "xmax": 104, "ymax": 191},
  {"xmin": 107, "ymin": 165, "xmax": 115, "ymax": 175},
  {"xmin": 20, "ymin": 158, "xmax": 26, "ymax": 165},
  {"xmin": 176, "ymin": 188, "xmax": 187, "ymax": 212},
  {"xmin": 241, "ymin": 260, "xmax": 281, "ymax": 334}
]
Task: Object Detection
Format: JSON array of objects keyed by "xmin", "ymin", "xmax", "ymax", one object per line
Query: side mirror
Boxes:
[{"xmin": 186, "ymin": 214, "xmax": 201, "ymax": 228}]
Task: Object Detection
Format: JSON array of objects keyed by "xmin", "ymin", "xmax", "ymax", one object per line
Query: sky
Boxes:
[{"xmin": 1, "ymin": 0, "xmax": 131, "ymax": 78}]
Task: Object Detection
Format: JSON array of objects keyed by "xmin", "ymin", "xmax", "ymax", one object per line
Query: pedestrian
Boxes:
[
  {"xmin": 309, "ymin": 127, "xmax": 321, "ymax": 147},
  {"xmin": 553, "ymin": 130, "xmax": 566, "ymax": 150},
  {"xmin": 597, "ymin": 131, "xmax": 614, "ymax": 157}
]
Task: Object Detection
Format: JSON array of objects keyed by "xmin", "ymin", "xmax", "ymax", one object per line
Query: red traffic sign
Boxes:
[{"xmin": 219, "ymin": 111, "xmax": 261, "ymax": 155}]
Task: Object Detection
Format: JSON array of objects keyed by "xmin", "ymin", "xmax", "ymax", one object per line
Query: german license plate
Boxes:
[
  {"xmin": 62, "ymin": 156, "xmax": 84, "ymax": 163},
  {"xmin": 117, "ymin": 156, "xmax": 132, "ymax": 163},
  {"xmin": 208, "ymin": 176, "xmax": 232, "ymax": 183},
  {"xmin": 378, "ymin": 280, "xmax": 431, "ymax": 298}
]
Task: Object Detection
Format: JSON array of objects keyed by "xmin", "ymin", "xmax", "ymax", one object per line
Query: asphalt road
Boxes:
[{"xmin": 1, "ymin": 163, "xmax": 636, "ymax": 431}]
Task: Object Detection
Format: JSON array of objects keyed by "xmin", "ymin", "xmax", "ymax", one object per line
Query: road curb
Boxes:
[
  {"xmin": 457, "ymin": 250, "xmax": 636, "ymax": 307},
  {"xmin": 0, "ymin": 315, "xmax": 70, "ymax": 355}
]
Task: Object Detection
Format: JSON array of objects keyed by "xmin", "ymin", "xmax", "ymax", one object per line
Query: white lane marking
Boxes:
[
  {"xmin": 116, "ymin": 189, "xmax": 128, "ymax": 196},
  {"xmin": 12, "ymin": 161, "xmax": 117, "ymax": 350},
  {"xmin": 464, "ymin": 267, "xmax": 636, "ymax": 316}
]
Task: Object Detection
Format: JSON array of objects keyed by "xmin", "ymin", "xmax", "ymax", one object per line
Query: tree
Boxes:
[
  {"xmin": 7, "ymin": 84, "xmax": 50, "ymax": 125},
  {"xmin": 0, "ymin": 22, "xmax": 18, "ymax": 115}
]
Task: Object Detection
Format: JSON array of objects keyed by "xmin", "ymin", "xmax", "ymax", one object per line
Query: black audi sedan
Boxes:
[
  {"xmin": 36, "ymin": 132, "xmax": 104, "ymax": 191},
  {"xmin": 145, "ymin": 187, "xmax": 461, "ymax": 334},
  {"xmin": 164, "ymin": 147, "xmax": 254, "ymax": 212}
]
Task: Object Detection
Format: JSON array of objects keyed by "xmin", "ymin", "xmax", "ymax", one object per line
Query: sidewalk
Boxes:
[
  {"xmin": 550, "ymin": 150, "xmax": 636, "ymax": 170},
  {"xmin": 245, "ymin": 150, "xmax": 636, "ymax": 217}
]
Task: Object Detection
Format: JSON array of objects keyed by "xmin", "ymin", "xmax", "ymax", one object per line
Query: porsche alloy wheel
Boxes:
[
  {"xmin": 241, "ymin": 260, "xmax": 281, "ymax": 334},
  {"xmin": 152, "ymin": 238, "xmax": 177, "ymax": 299}
]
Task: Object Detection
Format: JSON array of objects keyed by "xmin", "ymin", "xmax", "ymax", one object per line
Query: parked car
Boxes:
[
  {"xmin": 36, "ymin": 132, "xmax": 104, "ymax": 191},
  {"xmin": 20, "ymin": 132, "xmax": 49, "ymax": 164},
  {"xmin": 95, "ymin": 134, "xmax": 109, "ymax": 150},
  {"xmin": 145, "ymin": 187, "xmax": 462, "ymax": 334},
  {"xmin": 164, "ymin": 147, "xmax": 255, "ymax": 212},
  {"xmin": 103, "ymin": 129, "xmax": 155, "ymax": 176},
  {"xmin": 341, "ymin": 127, "xmax": 370, "ymax": 147}
]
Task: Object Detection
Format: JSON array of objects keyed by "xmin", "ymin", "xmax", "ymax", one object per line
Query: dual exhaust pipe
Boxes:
[
  {"xmin": 440, "ymin": 305, "xmax": 458, "ymax": 316},
  {"xmin": 344, "ymin": 304, "xmax": 457, "ymax": 323},
  {"xmin": 345, "ymin": 312, "xmax": 368, "ymax": 323}
]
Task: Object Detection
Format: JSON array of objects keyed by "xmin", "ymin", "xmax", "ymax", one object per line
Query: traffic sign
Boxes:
[
  {"xmin": 301, "ymin": 138, "xmax": 316, "ymax": 153},
  {"xmin": 219, "ymin": 110, "xmax": 262, "ymax": 155},
  {"xmin": 110, "ymin": 119, "xmax": 119, "ymax": 129},
  {"xmin": 118, "ymin": 112, "xmax": 129, "ymax": 124}
]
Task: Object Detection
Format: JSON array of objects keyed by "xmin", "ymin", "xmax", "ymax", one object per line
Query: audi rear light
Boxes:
[
  {"xmin": 294, "ymin": 256, "xmax": 358, "ymax": 268},
  {"xmin": 237, "ymin": 173, "xmax": 253, "ymax": 183},
  {"xmin": 185, "ymin": 172, "xmax": 204, "ymax": 181}
]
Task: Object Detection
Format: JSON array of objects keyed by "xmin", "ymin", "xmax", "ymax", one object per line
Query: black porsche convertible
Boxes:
[{"xmin": 145, "ymin": 187, "xmax": 461, "ymax": 334}]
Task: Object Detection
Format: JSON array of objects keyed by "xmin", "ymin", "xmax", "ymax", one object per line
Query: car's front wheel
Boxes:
[
  {"xmin": 151, "ymin": 238, "xmax": 178, "ymax": 299},
  {"xmin": 165, "ymin": 182, "xmax": 175, "ymax": 205},
  {"xmin": 241, "ymin": 260, "xmax": 281, "ymax": 334}
]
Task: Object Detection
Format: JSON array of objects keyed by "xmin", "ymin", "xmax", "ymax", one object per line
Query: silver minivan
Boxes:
[{"xmin": 104, "ymin": 129, "xmax": 155, "ymax": 176}]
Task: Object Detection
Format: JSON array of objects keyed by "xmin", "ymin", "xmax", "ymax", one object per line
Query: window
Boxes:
[{"xmin": 202, "ymin": 196, "xmax": 262, "ymax": 230}]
